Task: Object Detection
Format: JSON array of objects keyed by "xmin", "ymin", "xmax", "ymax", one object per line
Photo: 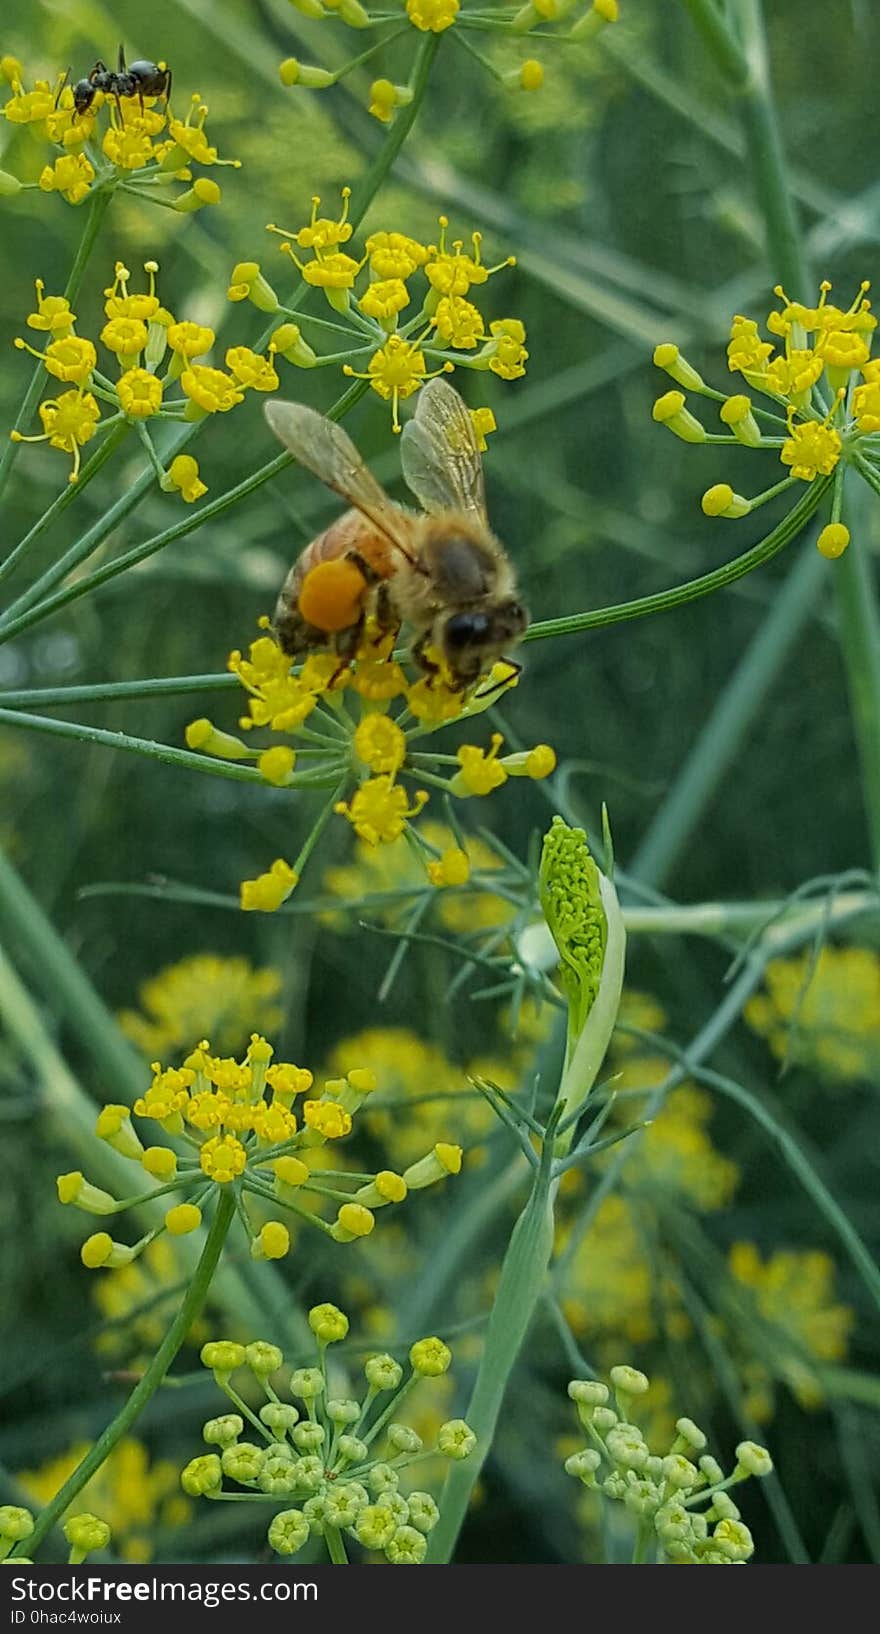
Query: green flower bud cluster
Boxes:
[
  {"xmin": 539, "ymin": 816, "xmax": 607, "ymax": 1040},
  {"xmin": 564, "ymin": 1367, "xmax": 773, "ymax": 1564},
  {"xmin": 179, "ymin": 1305, "xmax": 475, "ymax": 1564}
]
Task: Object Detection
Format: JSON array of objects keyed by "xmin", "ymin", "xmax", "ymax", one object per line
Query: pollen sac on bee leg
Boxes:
[{"xmin": 298, "ymin": 558, "xmax": 368, "ymax": 633}]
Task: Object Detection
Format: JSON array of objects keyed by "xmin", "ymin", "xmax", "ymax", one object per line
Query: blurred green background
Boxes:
[{"xmin": 1, "ymin": 0, "xmax": 879, "ymax": 1566}]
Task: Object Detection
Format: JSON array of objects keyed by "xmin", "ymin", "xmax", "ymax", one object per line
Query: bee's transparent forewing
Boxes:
[
  {"xmin": 400, "ymin": 378, "xmax": 488, "ymax": 524},
  {"xmin": 265, "ymin": 399, "xmax": 414, "ymax": 559}
]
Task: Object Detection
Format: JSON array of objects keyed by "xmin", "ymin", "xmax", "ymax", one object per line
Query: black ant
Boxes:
[{"xmin": 57, "ymin": 44, "xmax": 172, "ymax": 119}]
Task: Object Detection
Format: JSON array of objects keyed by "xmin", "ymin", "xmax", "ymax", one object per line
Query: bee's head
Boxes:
[{"xmin": 440, "ymin": 598, "xmax": 528, "ymax": 683}]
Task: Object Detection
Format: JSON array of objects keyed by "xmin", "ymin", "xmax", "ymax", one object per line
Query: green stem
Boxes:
[
  {"xmin": 828, "ymin": 491, "xmax": 880, "ymax": 870},
  {"xmin": 427, "ymin": 1153, "xmax": 556, "ymax": 1563},
  {"xmin": 681, "ymin": 0, "xmax": 749, "ymax": 81},
  {"xmin": 0, "ymin": 424, "xmax": 132, "ymax": 591},
  {"xmin": 17, "ymin": 1190, "xmax": 236, "ymax": 1559},
  {"xmin": 520, "ymin": 477, "xmax": 830, "ymax": 644},
  {"xmin": 0, "ymin": 708, "xmax": 266, "ymax": 783},
  {"xmin": 323, "ymin": 1525, "xmax": 349, "ymax": 1564},
  {"xmin": 0, "ymin": 674, "xmax": 238, "ymax": 707},
  {"xmin": 730, "ymin": 0, "xmax": 809, "ymax": 297},
  {"xmin": 348, "ymin": 35, "xmax": 440, "ymax": 224},
  {"xmin": 0, "ymin": 188, "xmax": 114, "ymax": 504},
  {"xmin": 631, "ymin": 543, "xmax": 828, "ymax": 887}
]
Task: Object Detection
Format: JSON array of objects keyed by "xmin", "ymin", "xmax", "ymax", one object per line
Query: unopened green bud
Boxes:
[
  {"xmin": 407, "ymin": 1492, "xmax": 440, "ymax": 1534},
  {"xmin": 180, "ymin": 1454, "xmax": 222, "ymax": 1497},
  {"xmin": 539, "ymin": 816, "xmax": 625, "ymax": 1117},
  {"xmin": 610, "ymin": 1364, "xmax": 649, "ymax": 1397},
  {"xmin": 267, "ymin": 1508, "xmax": 310, "ymax": 1555},
  {"xmin": 437, "ymin": 1420, "xmax": 476, "ymax": 1460},
  {"xmin": 290, "ymin": 1366, "xmax": 324, "ymax": 1400},
  {"xmin": 221, "ymin": 1442, "xmax": 265, "ymax": 1483},
  {"xmin": 292, "ymin": 1421, "xmax": 325, "ymax": 1453},
  {"xmin": 309, "ymin": 1302, "xmax": 349, "ymax": 1343},
  {"xmin": 674, "ymin": 1417, "xmax": 707, "ymax": 1453},
  {"xmin": 260, "ymin": 1403, "xmax": 299, "ymax": 1437},
  {"xmin": 365, "ymin": 1353, "xmax": 403, "ymax": 1392},
  {"xmin": 367, "ymin": 1463, "xmax": 400, "ymax": 1497},
  {"xmin": 564, "ymin": 1449, "xmax": 602, "ymax": 1484},
  {"xmin": 387, "ymin": 1423, "xmax": 422, "ymax": 1454},
  {"xmin": 356, "ymin": 1504, "xmax": 396, "ymax": 1550},
  {"xmin": 662, "ymin": 1453, "xmax": 700, "ymax": 1491},
  {"xmin": 293, "ymin": 1455, "xmax": 325, "ymax": 1496},
  {"xmin": 0, "ymin": 1508, "xmax": 33, "ymax": 1545},
  {"xmin": 64, "ymin": 1514, "xmax": 110, "ymax": 1561},
  {"xmin": 734, "ymin": 1441, "xmax": 773, "ymax": 1479},
  {"xmin": 203, "ymin": 1414, "xmax": 244, "ymax": 1448},
  {"xmin": 410, "ymin": 1336, "xmax": 451, "ymax": 1376},
  {"xmin": 386, "ymin": 1525, "xmax": 426, "ymax": 1564},
  {"xmin": 246, "ymin": 1341, "xmax": 283, "ymax": 1378},
  {"xmin": 201, "ymin": 1341, "xmax": 246, "ymax": 1378}
]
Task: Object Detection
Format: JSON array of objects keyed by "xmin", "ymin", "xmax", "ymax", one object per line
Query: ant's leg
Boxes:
[
  {"xmin": 117, "ymin": 42, "xmax": 126, "ymax": 72},
  {"xmin": 55, "ymin": 67, "xmax": 70, "ymax": 109},
  {"xmin": 164, "ymin": 67, "xmax": 173, "ymax": 114}
]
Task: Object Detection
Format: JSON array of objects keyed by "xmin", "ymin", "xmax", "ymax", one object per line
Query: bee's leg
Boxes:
[
  {"xmin": 473, "ymin": 657, "xmax": 522, "ymax": 703},
  {"xmin": 273, "ymin": 601, "xmax": 323, "ymax": 659},
  {"xmin": 410, "ymin": 629, "xmax": 442, "ymax": 681},
  {"xmin": 344, "ymin": 548, "xmax": 382, "ymax": 587},
  {"xmin": 327, "ymin": 616, "xmax": 364, "ymax": 687},
  {"xmin": 374, "ymin": 581, "xmax": 400, "ymax": 636}
]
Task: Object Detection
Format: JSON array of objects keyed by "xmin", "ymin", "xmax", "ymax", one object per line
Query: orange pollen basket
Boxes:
[{"xmin": 298, "ymin": 558, "xmax": 368, "ymax": 632}]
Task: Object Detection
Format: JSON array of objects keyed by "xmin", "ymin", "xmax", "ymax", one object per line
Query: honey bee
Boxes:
[{"xmin": 263, "ymin": 378, "xmax": 528, "ymax": 690}]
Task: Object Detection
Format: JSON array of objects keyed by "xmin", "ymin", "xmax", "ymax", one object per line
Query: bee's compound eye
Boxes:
[
  {"xmin": 298, "ymin": 558, "xmax": 366, "ymax": 633},
  {"xmin": 444, "ymin": 611, "xmax": 492, "ymax": 650}
]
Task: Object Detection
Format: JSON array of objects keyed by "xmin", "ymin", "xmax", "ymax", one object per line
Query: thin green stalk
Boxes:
[
  {"xmin": 0, "ymin": 708, "xmax": 267, "ymax": 783},
  {"xmin": 830, "ymin": 488, "xmax": 880, "ymax": 871},
  {"xmin": 0, "ymin": 424, "xmax": 132, "ymax": 591},
  {"xmin": 324, "ymin": 1526, "xmax": 350, "ymax": 1564},
  {"xmin": 348, "ymin": 35, "xmax": 440, "ymax": 223},
  {"xmin": 427, "ymin": 1150, "xmax": 557, "ymax": 1563},
  {"xmin": 631, "ymin": 543, "xmax": 828, "ymax": 887},
  {"xmin": 0, "ymin": 188, "xmax": 114, "ymax": 504},
  {"xmin": 729, "ymin": 0, "xmax": 809, "ymax": 298},
  {"xmin": 17, "ymin": 1190, "xmax": 236, "ymax": 1559},
  {"xmin": 520, "ymin": 477, "xmax": 831, "ymax": 644},
  {"xmin": 0, "ymin": 674, "xmax": 238, "ymax": 707},
  {"xmin": 682, "ymin": 0, "xmax": 749, "ymax": 80}
]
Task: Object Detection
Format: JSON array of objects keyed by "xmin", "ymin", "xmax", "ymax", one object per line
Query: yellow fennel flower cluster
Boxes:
[
  {"xmin": 276, "ymin": 0, "xmax": 619, "ymax": 120},
  {"xmin": 564, "ymin": 1366, "xmax": 773, "ymax": 1564},
  {"xmin": 653, "ymin": 279, "xmax": 880, "ymax": 558},
  {"xmin": 239, "ymin": 193, "xmax": 526, "ymax": 429},
  {"xmin": 181, "ymin": 1311, "xmax": 475, "ymax": 1564},
  {"xmin": 744, "ymin": 943, "xmax": 880, "ymax": 1084},
  {"xmin": 118, "ymin": 954, "xmax": 284, "ymax": 1058},
  {"xmin": 186, "ymin": 622, "xmax": 554, "ymax": 911},
  {"xmin": 1, "ymin": 67, "xmax": 236, "ymax": 208},
  {"xmin": 11, "ymin": 260, "xmax": 276, "ymax": 488},
  {"xmin": 57, "ymin": 1033, "xmax": 462, "ymax": 1269},
  {"xmin": 18, "ymin": 1439, "xmax": 190, "ymax": 1565},
  {"xmin": 728, "ymin": 1243, "xmax": 854, "ymax": 1414}
]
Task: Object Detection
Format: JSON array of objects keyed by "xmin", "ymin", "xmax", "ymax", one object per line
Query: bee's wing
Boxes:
[
  {"xmin": 265, "ymin": 399, "xmax": 416, "ymax": 561},
  {"xmin": 399, "ymin": 378, "xmax": 488, "ymax": 525}
]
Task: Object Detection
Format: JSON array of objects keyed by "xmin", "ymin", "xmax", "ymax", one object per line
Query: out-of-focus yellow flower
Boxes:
[
  {"xmin": 744, "ymin": 944, "xmax": 880, "ymax": 1083},
  {"xmin": 118, "ymin": 955, "xmax": 284, "ymax": 1058},
  {"xmin": 18, "ymin": 1440, "xmax": 190, "ymax": 1564}
]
